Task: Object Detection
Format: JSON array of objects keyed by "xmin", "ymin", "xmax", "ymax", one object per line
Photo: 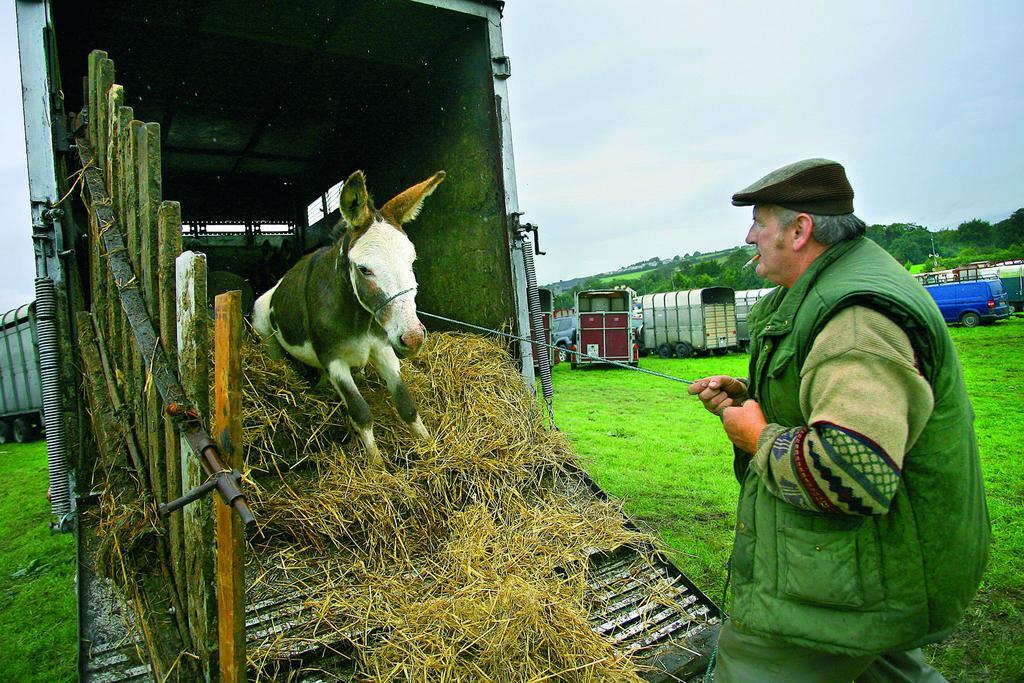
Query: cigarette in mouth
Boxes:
[{"xmin": 744, "ymin": 253, "xmax": 761, "ymax": 268}]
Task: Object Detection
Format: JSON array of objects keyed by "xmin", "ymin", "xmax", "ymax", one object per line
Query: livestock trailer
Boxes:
[
  {"xmin": 998, "ymin": 265, "xmax": 1024, "ymax": 312},
  {"xmin": 639, "ymin": 287, "xmax": 738, "ymax": 358},
  {"xmin": 734, "ymin": 287, "xmax": 776, "ymax": 349},
  {"xmin": 16, "ymin": 0, "xmax": 719, "ymax": 680},
  {"xmin": 573, "ymin": 289, "xmax": 638, "ymax": 367},
  {"xmin": 0, "ymin": 302, "xmax": 44, "ymax": 443},
  {"xmin": 531, "ymin": 287, "xmax": 556, "ymax": 368}
]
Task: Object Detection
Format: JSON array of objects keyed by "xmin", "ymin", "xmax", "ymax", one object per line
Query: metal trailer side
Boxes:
[
  {"xmin": 0, "ymin": 302, "xmax": 44, "ymax": 442},
  {"xmin": 640, "ymin": 287, "xmax": 738, "ymax": 357},
  {"xmin": 734, "ymin": 287, "xmax": 776, "ymax": 348},
  {"xmin": 998, "ymin": 266, "xmax": 1024, "ymax": 312}
]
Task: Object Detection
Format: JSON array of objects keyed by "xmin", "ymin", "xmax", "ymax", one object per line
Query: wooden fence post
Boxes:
[
  {"xmin": 177, "ymin": 250, "xmax": 217, "ymax": 676},
  {"xmin": 158, "ymin": 201, "xmax": 186, "ymax": 643},
  {"xmin": 214, "ymin": 291, "xmax": 246, "ymax": 681},
  {"xmin": 135, "ymin": 121, "xmax": 164, "ymax": 506}
]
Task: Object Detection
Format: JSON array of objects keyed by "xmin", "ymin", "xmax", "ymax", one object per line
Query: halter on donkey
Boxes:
[{"xmin": 252, "ymin": 170, "xmax": 446, "ymax": 467}]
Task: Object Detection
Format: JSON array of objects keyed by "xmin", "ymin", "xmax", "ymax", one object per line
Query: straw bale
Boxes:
[{"xmin": 240, "ymin": 332, "xmax": 678, "ymax": 681}]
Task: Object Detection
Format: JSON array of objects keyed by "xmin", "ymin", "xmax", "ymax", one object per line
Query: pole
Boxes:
[{"xmin": 214, "ymin": 291, "xmax": 246, "ymax": 681}]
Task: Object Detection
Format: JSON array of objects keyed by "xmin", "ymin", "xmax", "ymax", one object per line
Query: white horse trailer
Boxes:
[
  {"xmin": 734, "ymin": 287, "xmax": 777, "ymax": 349},
  {"xmin": 639, "ymin": 287, "xmax": 738, "ymax": 358}
]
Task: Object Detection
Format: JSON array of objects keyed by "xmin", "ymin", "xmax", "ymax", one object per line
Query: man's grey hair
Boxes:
[{"xmin": 770, "ymin": 206, "xmax": 866, "ymax": 246}]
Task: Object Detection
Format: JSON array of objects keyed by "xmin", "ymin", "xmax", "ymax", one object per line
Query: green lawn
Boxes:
[
  {"xmin": 0, "ymin": 441, "xmax": 77, "ymax": 682},
  {"xmin": 550, "ymin": 315, "xmax": 1024, "ymax": 681},
  {"xmin": 2, "ymin": 317, "xmax": 1020, "ymax": 680}
]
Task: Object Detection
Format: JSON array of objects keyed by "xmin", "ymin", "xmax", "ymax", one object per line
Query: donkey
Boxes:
[{"xmin": 252, "ymin": 170, "xmax": 445, "ymax": 467}]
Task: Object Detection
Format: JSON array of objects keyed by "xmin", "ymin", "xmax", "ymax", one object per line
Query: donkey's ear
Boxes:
[
  {"xmin": 380, "ymin": 171, "xmax": 446, "ymax": 226},
  {"xmin": 340, "ymin": 170, "xmax": 373, "ymax": 229}
]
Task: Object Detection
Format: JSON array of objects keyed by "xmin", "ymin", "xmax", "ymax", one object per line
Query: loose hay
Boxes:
[
  {"xmin": 92, "ymin": 330, "xmax": 695, "ymax": 682},
  {"xmin": 242, "ymin": 332, "xmax": 674, "ymax": 681}
]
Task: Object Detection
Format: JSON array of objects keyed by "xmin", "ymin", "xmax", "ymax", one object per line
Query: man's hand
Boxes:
[
  {"xmin": 688, "ymin": 375, "xmax": 748, "ymax": 415},
  {"xmin": 722, "ymin": 400, "xmax": 768, "ymax": 454}
]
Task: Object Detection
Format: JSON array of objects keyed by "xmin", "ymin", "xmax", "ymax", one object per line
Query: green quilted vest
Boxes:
[{"xmin": 730, "ymin": 236, "xmax": 990, "ymax": 655}]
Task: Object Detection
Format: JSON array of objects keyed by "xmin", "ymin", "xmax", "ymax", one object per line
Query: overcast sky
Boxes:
[{"xmin": 0, "ymin": 1, "xmax": 1021, "ymax": 310}]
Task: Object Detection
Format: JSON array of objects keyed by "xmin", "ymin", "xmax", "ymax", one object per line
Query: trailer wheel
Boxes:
[
  {"xmin": 960, "ymin": 311, "xmax": 981, "ymax": 328},
  {"xmin": 0, "ymin": 419, "xmax": 11, "ymax": 444},
  {"xmin": 12, "ymin": 417, "xmax": 35, "ymax": 443},
  {"xmin": 657, "ymin": 344, "xmax": 672, "ymax": 359},
  {"xmin": 675, "ymin": 342, "xmax": 694, "ymax": 359}
]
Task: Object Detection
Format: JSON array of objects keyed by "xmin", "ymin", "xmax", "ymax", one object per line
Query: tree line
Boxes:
[{"xmin": 551, "ymin": 208, "xmax": 1024, "ymax": 310}]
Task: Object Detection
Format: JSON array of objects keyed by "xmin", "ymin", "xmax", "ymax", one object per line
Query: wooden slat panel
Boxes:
[
  {"xmin": 214, "ymin": 291, "xmax": 246, "ymax": 682},
  {"xmin": 138, "ymin": 122, "xmax": 162, "ymax": 313},
  {"xmin": 135, "ymin": 121, "xmax": 164, "ymax": 505},
  {"xmin": 117, "ymin": 107, "xmax": 135, "ymax": 406},
  {"xmin": 127, "ymin": 119, "xmax": 145, "ymax": 463},
  {"xmin": 95, "ymin": 58, "xmax": 115, "ymax": 172},
  {"xmin": 158, "ymin": 201, "xmax": 185, "ymax": 627},
  {"xmin": 105, "ymin": 87, "xmax": 124, "ymax": 380},
  {"xmin": 176, "ymin": 251, "xmax": 216, "ymax": 678},
  {"xmin": 86, "ymin": 50, "xmax": 107, "ymax": 152}
]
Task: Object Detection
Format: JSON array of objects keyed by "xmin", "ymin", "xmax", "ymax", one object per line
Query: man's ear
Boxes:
[
  {"xmin": 791, "ymin": 213, "xmax": 816, "ymax": 251},
  {"xmin": 340, "ymin": 170, "xmax": 373, "ymax": 229}
]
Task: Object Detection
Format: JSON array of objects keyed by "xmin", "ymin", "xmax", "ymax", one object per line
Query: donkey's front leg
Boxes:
[
  {"xmin": 370, "ymin": 344, "xmax": 430, "ymax": 441},
  {"xmin": 326, "ymin": 360, "xmax": 382, "ymax": 468}
]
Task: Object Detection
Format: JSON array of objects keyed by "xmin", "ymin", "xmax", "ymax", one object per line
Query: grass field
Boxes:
[
  {"xmin": 0, "ymin": 441, "xmax": 77, "ymax": 682},
  {"xmin": 550, "ymin": 315, "xmax": 1024, "ymax": 681},
  {"xmin": 595, "ymin": 267, "xmax": 658, "ymax": 284},
  {"xmin": 1, "ymin": 317, "xmax": 1020, "ymax": 680}
]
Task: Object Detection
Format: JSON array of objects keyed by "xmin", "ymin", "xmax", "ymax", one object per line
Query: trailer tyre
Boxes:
[
  {"xmin": 657, "ymin": 344, "xmax": 673, "ymax": 359},
  {"xmin": 12, "ymin": 417, "xmax": 35, "ymax": 444},
  {"xmin": 0, "ymin": 419, "xmax": 11, "ymax": 444},
  {"xmin": 960, "ymin": 311, "xmax": 981, "ymax": 328},
  {"xmin": 675, "ymin": 342, "xmax": 694, "ymax": 359}
]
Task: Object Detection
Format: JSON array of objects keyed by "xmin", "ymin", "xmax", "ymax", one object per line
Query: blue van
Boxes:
[{"xmin": 924, "ymin": 279, "xmax": 1011, "ymax": 327}]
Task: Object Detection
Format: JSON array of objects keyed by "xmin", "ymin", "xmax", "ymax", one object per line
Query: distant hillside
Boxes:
[
  {"xmin": 544, "ymin": 246, "xmax": 759, "ymax": 308},
  {"xmin": 543, "ymin": 206, "xmax": 1024, "ymax": 311}
]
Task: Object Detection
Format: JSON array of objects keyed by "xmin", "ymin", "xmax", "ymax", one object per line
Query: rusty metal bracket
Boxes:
[
  {"xmin": 158, "ymin": 469, "xmax": 244, "ymax": 519},
  {"xmin": 511, "ymin": 212, "xmax": 545, "ymax": 255},
  {"xmin": 75, "ymin": 133, "xmax": 256, "ymax": 528}
]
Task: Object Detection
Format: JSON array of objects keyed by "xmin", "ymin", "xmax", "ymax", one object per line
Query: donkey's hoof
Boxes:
[{"xmin": 410, "ymin": 416, "xmax": 431, "ymax": 441}]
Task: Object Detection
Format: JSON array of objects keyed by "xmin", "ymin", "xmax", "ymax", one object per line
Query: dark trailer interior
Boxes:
[{"xmin": 52, "ymin": 0, "xmax": 518, "ymax": 330}]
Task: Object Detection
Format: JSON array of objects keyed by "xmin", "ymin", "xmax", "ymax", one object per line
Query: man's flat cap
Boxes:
[{"xmin": 732, "ymin": 158, "xmax": 854, "ymax": 215}]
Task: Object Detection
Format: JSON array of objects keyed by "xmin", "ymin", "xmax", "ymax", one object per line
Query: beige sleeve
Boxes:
[{"xmin": 751, "ymin": 306, "xmax": 934, "ymax": 515}]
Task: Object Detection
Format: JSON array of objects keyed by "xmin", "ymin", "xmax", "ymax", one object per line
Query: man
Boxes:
[{"xmin": 689, "ymin": 159, "xmax": 990, "ymax": 682}]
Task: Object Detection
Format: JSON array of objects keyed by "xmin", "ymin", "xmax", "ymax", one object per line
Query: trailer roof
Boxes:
[{"xmin": 51, "ymin": 0, "xmax": 501, "ymax": 221}]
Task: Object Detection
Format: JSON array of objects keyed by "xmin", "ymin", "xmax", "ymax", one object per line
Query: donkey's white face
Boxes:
[
  {"xmin": 339, "ymin": 169, "xmax": 445, "ymax": 359},
  {"xmin": 348, "ymin": 220, "xmax": 425, "ymax": 358}
]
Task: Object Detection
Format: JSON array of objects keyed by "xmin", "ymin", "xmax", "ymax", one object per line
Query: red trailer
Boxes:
[
  {"xmin": 573, "ymin": 290, "xmax": 638, "ymax": 368},
  {"xmin": 532, "ymin": 288, "xmax": 556, "ymax": 369}
]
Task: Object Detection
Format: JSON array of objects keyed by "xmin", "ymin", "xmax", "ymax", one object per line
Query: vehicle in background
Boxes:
[
  {"xmin": 734, "ymin": 287, "xmax": 776, "ymax": 350},
  {"xmin": 638, "ymin": 287, "xmax": 738, "ymax": 358},
  {"xmin": 574, "ymin": 290, "xmax": 638, "ymax": 368},
  {"xmin": 0, "ymin": 302, "xmax": 44, "ymax": 443},
  {"xmin": 630, "ymin": 315, "xmax": 643, "ymax": 348},
  {"xmin": 997, "ymin": 265, "xmax": 1024, "ymax": 313},
  {"xmin": 551, "ymin": 314, "xmax": 577, "ymax": 362},
  {"xmin": 924, "ymin": 280, "xmax": 1011, "ymax": 327}
]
